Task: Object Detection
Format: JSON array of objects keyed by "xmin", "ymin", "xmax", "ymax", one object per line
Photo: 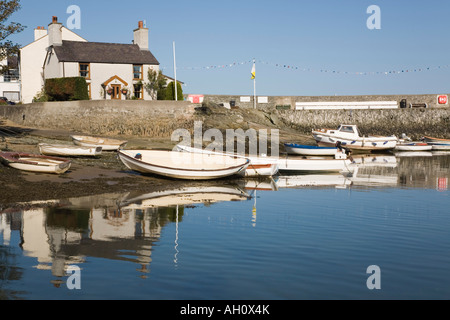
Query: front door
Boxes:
[{"xmin": 111, "ymin": 84, "xmax": 121, "ymax": 100}]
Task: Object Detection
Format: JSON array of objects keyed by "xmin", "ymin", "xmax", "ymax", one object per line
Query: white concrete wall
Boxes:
[{"xmin": 20, "ymin": 27, "xmax": 87, "ymax": 103}]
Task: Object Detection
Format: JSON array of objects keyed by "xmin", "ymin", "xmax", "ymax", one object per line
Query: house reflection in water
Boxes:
[
  {"xmin": 2, "ymin": 200, "xmax": 181, "ymax": 283},
  {"xmin": 0, "ymin": 184, "xmax": 251, "ymax": 286}
]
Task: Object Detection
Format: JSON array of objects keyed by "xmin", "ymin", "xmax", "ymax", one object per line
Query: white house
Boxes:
[
  {"xmin": 20, "ymin": 17, "xmax": 161, "ymax": 103},
  {"xmin": 0, "ymin": 55, "xmax": 20, "ymax": 102}
]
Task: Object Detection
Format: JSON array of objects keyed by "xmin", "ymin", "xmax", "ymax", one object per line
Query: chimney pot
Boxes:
[
  {"xmin": 52, "ymin": 16, "xmax": 58, "ymax": 23},
  {"xmin": 138, "ymin": 21, "xmax": 144, "ymax": 29}
]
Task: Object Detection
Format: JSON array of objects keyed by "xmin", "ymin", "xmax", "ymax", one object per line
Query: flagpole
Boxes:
[
  {"xmin": 253, "ymin": 59, "xmax": 256, "ymax": 109},
  {"xmin": 173, "ymin": 41, "xmax": 177, "ymax": 101}
]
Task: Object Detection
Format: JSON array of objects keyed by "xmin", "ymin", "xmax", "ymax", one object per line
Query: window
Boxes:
[
  {"xmin": 79, "ymin": 63, "xmax": 90, "ymax": 79},
  {"xmin": 133, "ymin": 84, "xmax": 143, "ymax": 100},
  {"xmin": 87, "ymin": 83, "xmax": 91, "ymax": 99},
  {"xmin": 133, "ymin": 64, "xmax": 143, "ymax": 80}
]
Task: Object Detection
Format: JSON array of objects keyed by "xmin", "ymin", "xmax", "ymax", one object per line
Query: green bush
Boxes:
[
  {"xmin": 160, "ymin": 81, "xmax": 183, "ymax": 101},
  {"xmin": 45, "ymin": 77, "xmax": 89, "ymax": 101}
]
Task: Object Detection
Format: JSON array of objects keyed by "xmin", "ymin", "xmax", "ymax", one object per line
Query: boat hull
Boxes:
[
  {"xmin": 0, "ymin": 152, "xmax": 71, "ymax": 174},
  {"xmin": 118, "ymin": 150, "xmax": 250, "ymax": 180},
  {"xmin": 394, "ymin": 143, "xmax": 432, "ymax": 151},
  {"xmin": 284, "ymin": 143, "xmax": 338, "ymax": 156},
  {"xmin": 431, "ymin": 144, "xmax": 450, "ymax": 151},
  {"xmin": 39, "ymin": 143, "xmax": 102, "ymax": 157},
  {"xmin": 71, "ymin": 135, "xmax": 127, "ymax": 151},
  {"xmin": 275, "ymin": 156, "xmax": 352, "ymax": 172}
]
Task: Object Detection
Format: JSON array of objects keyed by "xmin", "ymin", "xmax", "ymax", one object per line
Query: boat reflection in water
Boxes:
[{"xmin": 0, "ymin": 183, "xmax": 251, "ymax": 285}]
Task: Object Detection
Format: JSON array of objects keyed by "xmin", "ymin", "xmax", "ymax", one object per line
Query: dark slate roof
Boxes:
[{"xmin": 53, "ymin": 40, "xmax": 159, "ymax": 65}]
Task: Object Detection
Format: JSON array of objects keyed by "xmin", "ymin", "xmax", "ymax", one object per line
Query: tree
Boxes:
[
  {"xmin": 0, "ymin": 0, "xmax": 25, "ymax": 73},
  {"xmin": 163, "ymin": 81, "xmax": 183, "ymax": 101},
  {"xmin": 144, "ymin": 69, "xmax": 167, "ymax": 100}
]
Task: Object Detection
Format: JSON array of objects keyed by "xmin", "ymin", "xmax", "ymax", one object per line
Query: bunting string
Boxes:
[{"xmin": 162, "ymin": 59, "xmax": 450, "ymax": 76}]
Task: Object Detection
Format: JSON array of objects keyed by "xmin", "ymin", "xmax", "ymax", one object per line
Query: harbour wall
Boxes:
[
  {"xmin": 0, "ymin": 100, "xmax": 196, "ymax": 138},
  {"xmin": 201, "ymin": 93, "xmax": 449, "ymax": 110},
  {"xmin": 1, "ymin": 98, "xmax": 449, "ymax": 140}
]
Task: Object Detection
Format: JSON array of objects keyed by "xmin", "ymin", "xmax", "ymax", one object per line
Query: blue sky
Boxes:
[{"xmin": 8, "ymin": 0, "xmax": 450, "ymax": 96}]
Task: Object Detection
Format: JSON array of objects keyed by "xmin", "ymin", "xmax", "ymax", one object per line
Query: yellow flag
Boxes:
[{"xmin": 251, "ymin": 63, "xmax": 256, "ymax": 80}]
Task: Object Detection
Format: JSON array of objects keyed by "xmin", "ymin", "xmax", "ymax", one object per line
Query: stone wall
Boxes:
[
  {"xmin": 202, "ymin": 93, "xmax": 449, "ymax": 110},
  {"xmin": 274, "ymin": 108, "xmax": 450, "ymax": 139},
  {"xmin": 0, "ymin": 100, "xmax": 195, "ymax": 138}
]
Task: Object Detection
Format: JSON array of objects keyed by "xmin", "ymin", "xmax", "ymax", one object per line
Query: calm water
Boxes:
[{"xmin": 1, "ymin": 153, "xmax": 449, "ymax": 300}]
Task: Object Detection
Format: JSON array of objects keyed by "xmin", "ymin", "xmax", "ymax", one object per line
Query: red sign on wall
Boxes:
[{"xmin": 437, "ymin": 95, "xmax": 448, "ymax": 104}]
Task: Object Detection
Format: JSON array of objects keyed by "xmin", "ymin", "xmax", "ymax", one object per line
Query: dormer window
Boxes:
[{"xmin": 79, "ymin": 62, "xmax": 90, "ymax": 79}]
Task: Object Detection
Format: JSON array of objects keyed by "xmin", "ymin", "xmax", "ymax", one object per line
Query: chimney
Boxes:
[
  {"xmin": 133, "ymin": 21, "xmax": 149, "ymax": 51},
  {"xmin": 34, "ymin": 26, "xmax": 47, "ymax": 41},
  {"xmin": 48, "ymin": 16, "xmax": 62, "ymax": 46}
]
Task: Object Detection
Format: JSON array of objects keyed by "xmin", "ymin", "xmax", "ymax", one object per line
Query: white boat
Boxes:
[
  {"xmin": 284, "ymin": 143, "xmax": 338, "ymax": 156},
  {"xmin": 0, "ymin": 152, "xmax": 71, "ymax": 174},
  {"xmin": 312, "ymin": 124, "xmax": 397, "ymax": 151},
  {"xmin": 394, "ymin": 142, "xmax": 432, "ymax": 151},
  {"xmin": 71, "ymin": 135, "xmax": 127, "ymax": 151},
  {"xmin": 274, "ymin": 155, "xmax": 352, "ymax": 172},
  {"xmin": 421, "ymin": 136, "xmax": 450, "ymax": 151},
  {"xmin": 175, "ymin": 145, "xmax": 279, "ymax": 177},
  {"xmin": 431, "ymin": 144, "xmax": 450, "ymax": 151},
  {"xmin": 423, "ymin": 136, "xmax": 450, "ymax": 144},
  {"xmin": 117, "ymin": 149, "xmax": 250, "ymax": 180},
  {"xmin": 39, "ymin": 143, "xmax": 102, "ymax": 157}
]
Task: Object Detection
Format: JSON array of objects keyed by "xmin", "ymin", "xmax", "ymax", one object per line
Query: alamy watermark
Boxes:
[
  {"xmin": 171, "ymin": 121, "xmax": 279, "ymax": 163},
  {"xmin": 66, "ymin": 5, "xmax": 81, "ymax": 30},
  {"xmin": 366, "ymin": 265, "xmax": 381, "ymax": 290},
  {"xmin": 367, "ymin": 5, "xmax": 381, "ymax": 30},
  {"xmin": 66, "ymin": 265, "xmax": 81, "ymax": 290}
]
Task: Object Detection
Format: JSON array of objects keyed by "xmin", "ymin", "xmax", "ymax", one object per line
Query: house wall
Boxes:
[
  {"xmin": 20, "ymin": 27, "xmax": 87, "ymax": 104},
  {"xmin": 51, "ymin": 62, "xmax": 159, "ymax": 101}
]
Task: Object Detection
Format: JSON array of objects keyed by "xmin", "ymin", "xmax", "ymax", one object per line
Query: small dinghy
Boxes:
[
  {"xmin": 118, "ymin": 149, "xmax": 250, "ymax": 180},
  {"xmin": 394, "ymin": 142, "xmax": 432, "ymax": 151},
  {"xmin": 284, "ymin": 143, "xmax": 338, "ymax": 156},
  {"xmin": 71, "ymin": 135, "xmax": 127, "ymax": 151},
  {"xmin": 39, "ymin": 143, "xmax": 103, "ymax": 157},
  {"xmin": 422, "ymin": 136, "xmax": 450, "ymax": 150},
  {"xmin": 0, "ymin": 152, "xmax": 71, "ymax": 174}
]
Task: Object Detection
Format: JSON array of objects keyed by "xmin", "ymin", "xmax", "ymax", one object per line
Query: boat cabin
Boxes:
[{"xmin": 335, "ymin": 125, "xmax": 362, "ymax": 138}]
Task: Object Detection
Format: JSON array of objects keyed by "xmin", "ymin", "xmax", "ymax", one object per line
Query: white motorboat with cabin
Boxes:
[{"xmin": 312, "ymin": 124, "xmax": 397, "ymax": 151}]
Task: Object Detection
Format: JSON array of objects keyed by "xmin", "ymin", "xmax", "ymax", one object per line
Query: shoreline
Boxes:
[{"xmin": 1, "ymin": 104, "xmax": 449, "ymax": 208}]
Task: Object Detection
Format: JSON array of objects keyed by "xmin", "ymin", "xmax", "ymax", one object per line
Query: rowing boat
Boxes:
[
  {"xmin": 0, "ymin": 152, "xmax": 71, "ymax": 174},
  {"xmin": 71, "ymin": 135, "xmax": 127, "ymax": 151},
  {"xmin": 39, "ymin": 143, "xmax": 102, "ymax": 157},
  {"xmin": 394, "ymin": 142, "xmax": 432, "ymax": 151},
  {"xmin": 284, "ymin": 143, "xmax": 338, "ymax": 156}
]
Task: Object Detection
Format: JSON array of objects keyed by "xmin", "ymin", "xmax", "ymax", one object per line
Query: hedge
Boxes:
[{"xmin": 45, "ymin": 77, "xmax": 89, "ymax": 101}]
